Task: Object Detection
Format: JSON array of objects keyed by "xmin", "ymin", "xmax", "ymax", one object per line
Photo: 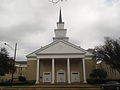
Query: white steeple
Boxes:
[{"xmin": 53, "ymin": 8, "xmax": 69, "ymax": 41}]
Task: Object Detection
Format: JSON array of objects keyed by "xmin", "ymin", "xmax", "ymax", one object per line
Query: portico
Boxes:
[{"xmin": 35, "ymin": 55, "xmax": 87, "ymax": 84}]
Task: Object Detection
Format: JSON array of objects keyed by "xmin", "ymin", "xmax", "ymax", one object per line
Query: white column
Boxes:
[
  {"xmin": 67, "ymin": 58, "xmax": 71, "ymax": 83},
  {"xmin": 52, "ymin": 58, "xmax": 55, "ymax": 83},
  {"xmin": 36, "ymin": 59, "xmax": 40, "ymax": 84},
  {"xmin": 82, "ymin": 58, "xmax": 87, "ymax": 83}
]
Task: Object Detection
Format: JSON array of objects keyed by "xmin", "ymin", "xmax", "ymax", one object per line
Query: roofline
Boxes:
[
  {"xmin": 36, "ymin": 53, "xmax": 85, "ymax": 55},
  {"xmin": 26, "ymin": 40, "xmax": 93, "ymax": 58}
]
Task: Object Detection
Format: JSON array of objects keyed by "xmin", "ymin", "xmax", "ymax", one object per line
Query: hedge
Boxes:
[{"xmin": 87, "ymin": 79, "xmax": 120, "ymax": 84}]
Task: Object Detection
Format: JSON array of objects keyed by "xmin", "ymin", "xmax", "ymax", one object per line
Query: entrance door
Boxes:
[
  {"xmin": 71, "ymin": 72, "xmax": 80, "ymax": 83},
  {"xmin": 57, "ymin": 70, "xmax": 65, "ymax": 83},
  {"xmin": 43, "ymin": 72, "xmax": 51, "ymax": 83}
]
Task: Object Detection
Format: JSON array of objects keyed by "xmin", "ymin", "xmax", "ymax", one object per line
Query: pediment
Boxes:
[{"xmin": 36, "ymin": 40, "xmax": 85, "ymax": 55}]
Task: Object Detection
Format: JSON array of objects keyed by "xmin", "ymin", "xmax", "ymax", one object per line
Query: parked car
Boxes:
[{"xmin": 100, "ymin": 81, "xmax": 120, "ymax": 90}]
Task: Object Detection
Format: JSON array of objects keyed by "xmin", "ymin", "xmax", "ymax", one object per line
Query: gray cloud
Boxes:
[
  {"xmin": 0, "ymin": 0, "xmax": 120, "ymax": 60},
  {"xmin": 0, "ymin": 22, "xmax": 45, "ymax": 41}
]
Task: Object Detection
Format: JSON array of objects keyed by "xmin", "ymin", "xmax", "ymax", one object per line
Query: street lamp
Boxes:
[{"xmin": 4, "ymin": 43, "xmax": 17, "ymax": 86}]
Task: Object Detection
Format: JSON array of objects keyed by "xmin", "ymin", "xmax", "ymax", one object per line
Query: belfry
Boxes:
[
  {"xmin": 26, "ymin": 9, "xmax": 94, "ymax": 84},
  {"xmin": 53, "ymin": 8, "xmax": 69, "ymax": 41}
]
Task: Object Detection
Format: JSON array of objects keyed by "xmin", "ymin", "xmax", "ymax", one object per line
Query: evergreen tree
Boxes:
[{"xmin": 0, "ymin": 47, "xmax": 15, "ymax": 76}]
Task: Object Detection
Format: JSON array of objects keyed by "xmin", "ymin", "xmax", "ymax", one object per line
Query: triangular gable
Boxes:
[
  {"xmin": 26, "ymin": 40, "xmax": 93, "ymax": 58},
  {"xmin": 26, "ymin": 41, "xmax": 58, "ymax": 58},
  {"xmin": 36, "ymin": 40, "xmax": 85, "ymax": 54}
]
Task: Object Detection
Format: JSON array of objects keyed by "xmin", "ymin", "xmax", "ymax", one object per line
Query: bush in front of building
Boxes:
[
  {"xmin": 87, "ymin": 79, "xmax": 120, "ymax": 84},
  {"xmin": 18, "ymin": 76, "xmax": 26, "ymax": 82},
  {"xmin": 87, "ymin": 79, "xmax": 106, "ymax": 84},
  {"xmin": 88, "ymin": 69, "xmax": 108, "ymax": 84},
  {"xmin": 89, "ymin": 69, "xmax": 107, "ymax": 79},
  {"xmin": 25, "ymin": 80, "xmax": 36, "ymax": 85},
  {"xmin": 0, "ymin": 79, "xmax": 36, "ymax": 86}
]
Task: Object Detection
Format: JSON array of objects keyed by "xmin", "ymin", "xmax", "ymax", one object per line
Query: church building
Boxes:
[{"xmin": 26, "ymin": 9, "xmax": 95, "ymax": 84}]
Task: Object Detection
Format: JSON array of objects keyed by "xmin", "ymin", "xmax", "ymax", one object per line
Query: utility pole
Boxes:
[
  {"xmin": 11, "ymin": 43, "xmax": 17, "ymax": 86},
  {"xmin": 4, "ymin": 43, "xmax": 17, "ymax": 86}
]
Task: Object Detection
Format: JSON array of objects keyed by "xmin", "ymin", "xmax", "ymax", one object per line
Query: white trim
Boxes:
[
  {"xmin": 27, "ymin": 58, "xmax": 36, "ymax": 61},
  {"xmin": 85, "ymin": 57, "xmax": 93, "ymax": 60},
  {"xmin": 37, "ymin": 54, "xmax": 85, "ymax": 59}
]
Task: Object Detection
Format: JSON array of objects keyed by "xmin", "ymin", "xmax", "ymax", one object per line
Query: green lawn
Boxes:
[{"xmin": 1, "ymin": 84, "xmax": 100, "ymax": 88}]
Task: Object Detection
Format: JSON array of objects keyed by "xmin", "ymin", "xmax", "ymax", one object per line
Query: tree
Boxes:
[
  {"xmin": 0, "ymin": 47, "xmax": 15, "ymax": 76},
  {"xmin": 95, "ymin": 37, "xmax": 120, "ymax": 73},
  {"xmin": 90, "ymin": 69, "xmax": 107, "ymax": 79}
]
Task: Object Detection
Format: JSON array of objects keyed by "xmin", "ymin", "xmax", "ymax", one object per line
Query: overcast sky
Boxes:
[{"xmin": 0, "ymin": 0, "xmax": 120, "ymax": 61}]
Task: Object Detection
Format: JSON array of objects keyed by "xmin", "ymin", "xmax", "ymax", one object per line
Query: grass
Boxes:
[{"xmin": 0, "ymin": 84, "xmax": 100, "ymax": 88}]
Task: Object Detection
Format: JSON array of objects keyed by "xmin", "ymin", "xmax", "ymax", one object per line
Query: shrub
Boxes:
[
  {"xmin": 90, "ymin": 69, "xmax": 107, "ymax": 79},
  {"xmin": 0, "ymin": 80, "xmax": 36, "ymax": 86},
  {"xmin": 87, "ymin": 79, "xmax": 120, "ymax": 84},
  {"xmin": 87, "ymin": 79, "xmax": 106, "ymax": 84},
  {"xmin": 25, "ymin": 80, "xmax": 36, "ymax": 85},
  {"xmin": 18, "ymin": 76, "xmax": 26, "ymax": 82}
]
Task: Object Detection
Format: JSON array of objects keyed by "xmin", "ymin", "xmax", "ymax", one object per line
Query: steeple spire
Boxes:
[
  {"xmin": 59, "ymin": 8, "xmax": 62, "ymax": 23},
  {"xmin": 53, "ymin": 8, "xmax": 69, "ymax": 41}
]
